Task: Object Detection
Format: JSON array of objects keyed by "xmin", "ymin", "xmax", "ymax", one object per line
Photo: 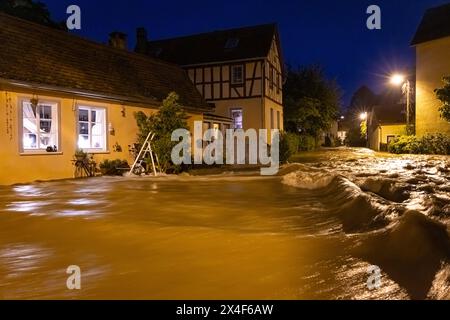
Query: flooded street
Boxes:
[{"xmin": 0, "ymin": 148, "xmax": 449, "ymax": 300}]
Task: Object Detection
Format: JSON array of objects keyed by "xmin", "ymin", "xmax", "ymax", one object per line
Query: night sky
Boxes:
[{"xmin": 43, "ymin": 0, "xmax": 449, "ymax": 105}]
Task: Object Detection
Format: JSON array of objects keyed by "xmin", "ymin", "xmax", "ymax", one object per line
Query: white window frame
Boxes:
[
  {"xmin": 231, "ymin": 65, "xmax": 244, "ymax": 85},
  {"xmin": 77, "ymin": 105, "xmax": 108, "ymax": 152},
  {"xmin": 19, "ymin": 98, "xmax": 61, "ymax": 154}
]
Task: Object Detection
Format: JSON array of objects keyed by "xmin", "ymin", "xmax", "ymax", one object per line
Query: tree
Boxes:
[
  {"xmin": 0, "ymin": 0, "xmax": 66, "ymax": 30},
  {"xmin": 134, "ymin": 92, "xmax": 189, "ymax": 173},
  {"xmin": 435, "ymin": 76, "xmax": 450, "ymax": 123},
  {"xmin": 283, "ymin": 65, "xmax": 341, "ymax": 138},
  {"xmin": 345, "ymin": 85, "xmax": 377, "ymax": 147},
  {"xmin": 349, "ymin": 85, "xmax": 377, "ymax": 112}
]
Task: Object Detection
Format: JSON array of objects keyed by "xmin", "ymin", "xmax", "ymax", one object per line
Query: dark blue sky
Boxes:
[{"xmin": 44, "ymin": 0, "xmax": 449, "ymax": 105}]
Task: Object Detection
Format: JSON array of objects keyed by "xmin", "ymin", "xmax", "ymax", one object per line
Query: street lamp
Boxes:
[
  {"xmin": 390, "ymin": 74, "xmax": 405, "ymax": 86},
  {"xmin": 360, "ymin": 112, "xmax": 368, "ymax": 147},
  {"xmin": 360, "ymin": 112, "xmax": 368, "ymax": 121},
  {"xmin": 390, "ymin": 73, "xmax": 413, "ymax": 135}
]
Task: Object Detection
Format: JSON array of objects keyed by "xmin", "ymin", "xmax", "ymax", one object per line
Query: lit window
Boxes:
[
  {"xmin": 77, "ymin": 106, "xmax": 106, "ymax": 150},
  {"xmin": 231, "ymin": 109, "xmax": 243, "ymax": 129},
  {"xmin": 225, "ymin": 38, "xmax": 239, "ymax": 49},
  {"xmin": 22, "ymin": 101, "xmax": 59, "ymax": 151},
  {"xmin": 231, "ymin": 65, "xmax": 244, "ymax": 85}
]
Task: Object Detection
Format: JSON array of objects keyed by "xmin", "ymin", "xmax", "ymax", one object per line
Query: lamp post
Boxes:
[
  {"xmin": 360, "ymin": 112, "xmax": 368, "ymax": 147},
  {"xmin": 390, "ymin": 74, "xmax": 413, "ymax": 135}
]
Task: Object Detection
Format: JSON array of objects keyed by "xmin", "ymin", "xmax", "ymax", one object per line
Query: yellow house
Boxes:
[
  {"xmin": 0, "ymin": 13, "xmax": 211, "ymax": 185},
  {"xmin": 135, "ymin": 24, "xmax": 284, "ymax": 133},
  {"xmin": 412, "ymin": 3, "xmax": 450, "ymax": 137},
  {"xmin": 368, "ymin": 104, "xmax": 407, "ymax": 151}
]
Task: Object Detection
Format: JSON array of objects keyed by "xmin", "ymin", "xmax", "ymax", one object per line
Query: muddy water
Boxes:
[{"xmin": 0, "ymin": 148, "xmax": 449, "ymax": 300}]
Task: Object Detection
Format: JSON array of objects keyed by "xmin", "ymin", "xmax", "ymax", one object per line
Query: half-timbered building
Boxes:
[{"xmin": 136, "ymin": 24, "xmax": 284, "ymax": 133}]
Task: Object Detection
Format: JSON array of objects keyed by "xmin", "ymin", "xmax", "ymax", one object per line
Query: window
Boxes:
[
  {"xmin": 387, "ymin": 135, "xmax": 397, "ymax": 145},
  {"xmin": 277, "ymin": 73, "xmax": 281, "ymax": 94},
  {"xmin": 21, "ymin": 100, "xmax": 59, "ymax": 152},
  {"xmin": 269, "ymin": 66, "xmax": 274, "ymax": 90},
  {"xmin": 77, "ymin": 106, "xmax": 107, "ymax": 151},
  {"xmin": 231, "ymin": 65, "xmax": 244, "ymax": 85},
  {"xmin": 270, "ymin": 108, "xmax": 274, "ymax": 129},
  {"xmin": 225, "ymin": 38, "xmax": 239, "ymax": 49},
  {"xmin": 231, "ymin": 109, "xmax": 243, "ymax": 129},
  {"xmin": 277, "ymin": 111, "xmax": 281, "ymax": 129}
]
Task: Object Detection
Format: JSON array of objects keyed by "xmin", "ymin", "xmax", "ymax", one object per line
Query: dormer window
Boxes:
[
  {"xmin": 225, "ymin": 38, "xmax": 239, "ymax": 49},
  {"xmin": 231, "ymin": 65, "xmax": 244, "ymax": 85}
]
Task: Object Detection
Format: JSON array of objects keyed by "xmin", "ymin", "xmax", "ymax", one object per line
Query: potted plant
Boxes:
[{"xmin": 74, "ymin": 148, "xmax": 88, "ymax": 161}]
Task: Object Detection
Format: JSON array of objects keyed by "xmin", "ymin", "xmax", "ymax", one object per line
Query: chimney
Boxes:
[
  {"xmin": 109, "ymin": 32, "xmax": 128, "ymax": 50},
  {"xmin": 135, "ymin": 27, "xmax": 148, "ymax": 54}
]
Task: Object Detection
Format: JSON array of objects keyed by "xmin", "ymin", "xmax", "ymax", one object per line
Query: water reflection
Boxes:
[{"xmin": 0, "ymin": 149, "xmax": 448, "ymax": 299}]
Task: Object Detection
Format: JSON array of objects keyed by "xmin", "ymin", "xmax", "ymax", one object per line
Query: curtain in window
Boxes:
[
  {"xmin": 22, "ymin": 102, "xmax": 58, "ymax": 150},
  {"xmin": 23, "ymin": 103, "xmax": 38, "ymax": 133}
]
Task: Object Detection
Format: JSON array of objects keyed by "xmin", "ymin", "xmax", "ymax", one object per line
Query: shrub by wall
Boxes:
[{"xmin": 388, "ymin": 134, "xmax": 450, "ymax": 155}]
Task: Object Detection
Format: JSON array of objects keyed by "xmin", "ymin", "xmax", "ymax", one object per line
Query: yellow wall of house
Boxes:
[
  {"xmin": 264, "ymin": 98, "xmax": 284, "ymax": 131},
  {"xmin": 416, "ymin": 36, "xmax": 450, "ymax": 137},
  {"xmin": 369, "ymin": 124, "xmax": 406, "ymax": 151},
  {"xmin": 213, "ymin": 98, "xmax": 263, "ymax": 131},
  {"xmin": 265, "ymin": 37, "xmax": 283, "ymax": 105},
  {"xmin": 380, "ymin": 124, "xmax": 406, "ymax": 144},
  {"xmin": 0, "ymin": 89, "xmax": 202, "ymax": 185}
]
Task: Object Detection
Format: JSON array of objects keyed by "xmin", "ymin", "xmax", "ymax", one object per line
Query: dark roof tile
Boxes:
[
  {"xmin": 0, "ymin": 12, "xmax": 211, "ymax": 111},
  {"xmin": 144, "ymin": 23, "xmax": 278, "ymax": 65},
  {"xmin": 411, "ymin": 3, "xmax": 450, "ymax": 45}
]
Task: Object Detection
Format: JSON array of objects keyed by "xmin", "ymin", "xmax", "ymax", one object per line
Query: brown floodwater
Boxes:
[{"xmin": 0, "ymin": 148, "xmax": 449, "ymax": 300}]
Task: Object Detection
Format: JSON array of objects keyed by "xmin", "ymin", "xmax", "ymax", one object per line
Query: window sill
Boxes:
[
  {"xmin": 20, "ymin": 152, "xmax": 63, "ymax": 156},
  {"xmin": 83, "ymin": 150, "xmax": 110, "ymax": 155}
]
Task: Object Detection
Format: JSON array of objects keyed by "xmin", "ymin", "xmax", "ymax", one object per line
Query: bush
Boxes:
[
  {"xmin": 99, "ymin": 159, "xmax": 129, "ymax": 176},
  {"xmin": 298, "ymin": 135, "xmax": 317, "ymax": 151},
  {"xmin": 420, "ymin": 134, "xmax": 450, "ymax": 155},
  {"xmin": 134, "ymin": 92, "xmax": 188, "ymax": 173},
  {"xmin": 388, "ymin": 134, "xmax": 450, "ymax": 155},
  {"xmin": 388, "ymin": 136, "xmax": 421, "ymax": 154},
  {"xmin": 279, "ymin": 132, "xmax": 300, "ymax": 164}
]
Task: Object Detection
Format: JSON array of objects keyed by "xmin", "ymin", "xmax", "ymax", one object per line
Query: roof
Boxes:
[
  {"xmin": 143, "ymin": 23, "xmax": 280, "ymax": 66},
  {"xmin": 0, "ymin": 12, "xmax": 211, "ymax": 112},
  {"xmin": 203, "ymin": 113, "xmax": 232, "ymax": 123},
  {"xmin": 411, "ymin": 3, "xmax": 450, "ymax": 45},
  {"xmin": 372, "ymin": 103, "xmax": 406, "ymax": 125}
]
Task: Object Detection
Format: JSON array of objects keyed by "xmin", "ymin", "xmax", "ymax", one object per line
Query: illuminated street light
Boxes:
[
  {"xmin": 389, "ymin": 73, "xmax": 413, "ymax": 135},
  {"xmin": 360, "ymin": 112, "xmax": 368, "ymax": 121},
  {"xmin": 390, "ymin": 74, "xmax": 406, "ymax": 86}
]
